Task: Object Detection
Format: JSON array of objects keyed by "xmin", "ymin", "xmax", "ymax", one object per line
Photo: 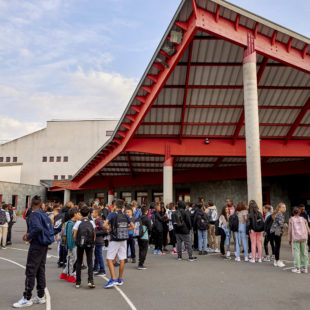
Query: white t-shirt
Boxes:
[{"xmin": 73, "ymin": 219, "xmax": 96, "ymax": 231}]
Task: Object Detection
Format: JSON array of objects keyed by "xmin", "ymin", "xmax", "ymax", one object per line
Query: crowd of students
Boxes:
[
  {"xmin": 8, "ymin": 196, "xmax": 310, "ymax": 308},
  {"xmin": 0, "ymin": 203, "xmax": 17, "ymax": 248}
]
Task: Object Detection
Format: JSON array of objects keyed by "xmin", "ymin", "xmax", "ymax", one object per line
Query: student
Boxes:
[
  {"xmin": 151, "ymin": 202, "xmax": 165, "ymax": 255},
  {"xmin": 195, "ymin": 204, "xmax": 209, "ymax": 255},
  {"xmin": 270, "ymin": 202, "xmax": 286, "ymax": 268},
  {"xmin": 103, "ymin": 199, "xmax": 134, "ymax": 288},
  {"xmin": 161, "ymin": 205, "xmax": 169, "ymax": 252},
  {"xmin": 172, "ymin": 201, "xmax": 197, "ymax": 261},
  {"xmin": 93, "ymin": 208, "xmax": 107, "ymax": 275},
  {"xmin": 137, "ymin": 206, "xmax": 152, "ymax": 270},
  {"xmin": 13, "ymin": 196, "xmax": 54, "ymax": 308},
  {"xmin": 167, "ymin": 203, "xmax": 177, "ymax": 254},
  {"xmin": 234, "ymin": 202, "xmax": 248, "ymax": 262},
  {"xmin": 288, "ymin": 207, "xmax": 310, "ymax": 274},
  {"xmin": 248, "ymin": 200, "xmax": 264, "ymax": 263},
  {"xmin": 206, "ymin": 201, "xmax": 219, "ymax": 253},
  {"xmin": 0, "ymin": 204, "xmax": 10, "ymax": 249},
  {"xmin": 263, "ymin": 205, "xmax": 275, "ymax": 262},
  {"xmin": 226, "ymin": 199, "xmax": 235, "ymax": 216},
  {"xmin": 60, "ymin": 208, "xmax": 80, "ymax": 283},
  {"xmin": 6, "ymin": 204, "xmax": 17, "ymax": 246},
  {"xmin": 73, "ymin": 205, "xmax": 96, "ymax": 289},
  {"xmin": 219, "ymin": 206, "xmax": 231, "ymax": 258},
  {"xmin": 298, "ymin": 204, "xmax": 310, "ymax": 252},
  {"xmin": 125, "ymin": 207, "xmax": 136, "ymax": 263}
]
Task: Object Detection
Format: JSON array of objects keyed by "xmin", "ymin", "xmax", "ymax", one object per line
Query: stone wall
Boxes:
[{"xmin": 0, "ymin": 181, "xmax": 46, "ymax": 214}]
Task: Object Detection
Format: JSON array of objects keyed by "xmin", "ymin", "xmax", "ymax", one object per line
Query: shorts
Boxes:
[{"xmin": 106, "ymin": 240, "xmax": 127, "ymax": 260}]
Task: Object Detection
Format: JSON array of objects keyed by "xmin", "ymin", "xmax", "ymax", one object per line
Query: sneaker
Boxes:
[
  {"xmin": 301, "ymin": 268, "xmax": 308, "ymax": 274},
  {"xmin": 271, "ymin": 255, "xmax": 275, "ymax": 261},
  {"xmin": 177, "ymin": 256, "xmax": 182, "ymax": 261},
  {"xmin": 226, "ymin": 251, "xmax": 231, "ymax": 257},
  {"xmin": 277, "ymin": 260, "xmax": 285, "ymax": 267},
  {"xmin": 94, "ymin": 271, "xmax": 106, "ymax": 276},
  {"xmin": 104, "ymin": 279, "xmax": 117, "ymax": 289},
  {"xmin": 75, "ymin": 284, "xmax": 80, "ymax": 289},
  {"xmin": 198, "ymin": 251, "xmax": 203, "ymax": 255},
  {"xmin": 153, "ymin": 250, "xmax": 158, "ymax": 255},
  {"xmin": 13, "ymin": 297, "xmax": 33, "ymax": 308},
  {"xmin": 214, "ymin": 248, "xmax": 220, "ymax": 253},
  {"xmin": 274, "ymin": 260, "xmax": 278, "ymax": 267},
  {"xmin": 248, "ymin": 254, "xmax": 252, "ymax": 259},
  {"xmin": 81, "ymin": 264, "xmax": 87, "ymax": 270},
  {"xmin": 249, "ymin": 259, "xmax": 256, "ymax": 263},
  {"xmin": 188, "ymin": 257, "xmax": 197, "ymax": 262},
  {"xmin": 203, "ymin": 251, "xmax": 208, "ymax": 255},
  {"xmin": 88, "ymin": 282, "xmax": 96, "ymax": 288},
  {"xmin": 158, "ymin": 251, "xmax": 165, "ymax": 256},
  {"xmin": 263, "ymin": 256, "xmax": 271, "ymax": 262},
  {"xmin": 170, "ymin": 250, "xmax": 178, "ymax": 255},
  {"xmin": 32, "ymin": 296, "xmax": 46, "ymax": 304},
  {"xmin": 292, "ymin": 268, "xmax": 301, "ymax": 274},
  {"xmin": 2, "ymin": 246, "xmax": 6, "ymax": 249},
  {"xmin": 67, "ymin": 276, "xmax": 76, "ymax": 283},
  {"xmin": 235, "ymin": 257, "xmax": 241, "ymax": 262},
  {"xmin": 132, "ymin": 258, "xmax": 136, "ymax": 263},
  {"xmin": 258, "ymin": 259, "xmax": 262, "ymax": 263},
  {"xmin": 116, "ymin": 278, "xmax": 124, "ymax": 286},
  {"xmin": 59, "ymin": 273, "xmax": 68, "ymax": 280},
  {"xmin": 137, "ymin": 265, "xmax": 147, "ymax": 270},
  {"xmin": 244, "ymin": 257, "xmax": 249, "ymax": 262}
]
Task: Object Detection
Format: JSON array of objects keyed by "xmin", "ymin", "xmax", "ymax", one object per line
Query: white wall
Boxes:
[
  {"xmin": 0, "ymin": 164, "xmax": 22, "ymax": 183},
  {"xmin": 0, "ymin": 120, "xmax": 118, "ymax": 185}
]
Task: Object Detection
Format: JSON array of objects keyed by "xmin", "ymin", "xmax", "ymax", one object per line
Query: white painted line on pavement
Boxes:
[
  {"xmin": 10, "ymin": 247, "xmax": 58, "ymax": 259},
  {"xmin": 0, "ymin": 256, "xmax": 51, "ymax": 310},
  {"xmin": 99, "ymin": 275, "xmax": 138, "ymax": 310},
  {"xmin": 283, "ymin": 267, "xmax": 294, "ymax": 270}
]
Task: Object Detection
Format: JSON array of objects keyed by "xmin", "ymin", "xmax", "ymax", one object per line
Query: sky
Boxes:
[{"xmin": 0, "ymin": 0, "xmax": 309, "ymax": 142}]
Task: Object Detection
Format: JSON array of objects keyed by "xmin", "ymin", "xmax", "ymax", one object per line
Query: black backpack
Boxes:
[
  {"xmin": 229, "ymin": 213, "xmax": 239, "ymax": 232},
  {"xmin": 252, "ymin": 213, "xmax": 265, "ymax": 232},
  {"xmin": 264, "ymin": 215, "xmax": 273, "ymax": 234},
  {"xmin": 76, "ymin": 219, "xmax": 95, "ymax": 248},
  {"xmin": 133, "ymin": 216, "xmax": 143, "ymax": 238},
  {"xmin": 112, "ymin": 212, "xmax": 129, "ymax": 241},
  {"xmin": 0, "ymin": 210, "xmax": 7, "ymax": 225},
  {"xmin": 197, "ymin": 214, "xmax": 209, "ymax": 230},
  {"xmin": 172, "ymin": 210, "xmax": 185, "ymax": 229},
  {"xmin": 54, "ymin": 213, "xmax": 65, "ymax": 233}
]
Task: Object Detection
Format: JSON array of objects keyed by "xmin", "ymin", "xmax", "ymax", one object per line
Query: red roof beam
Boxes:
[
  {"xmin": 215, "ymin": 5, "xmax": 220, "ymax": 23},
  {"xmin": 147, "ymin": 75, "xmax": 158, "ymax": 83},
  {"xmin": 175, "ymin": 21, "xmax": 188, "ymax": 31},
  {"xmin": 285, "ymin": 97, "xmax": 310, "ymax": 144}
]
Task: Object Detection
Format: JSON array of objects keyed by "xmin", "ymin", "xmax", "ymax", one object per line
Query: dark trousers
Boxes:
[
  {"xmin": 264, "ymin": 233, "xmax": 275, "ymax": 256},
  {"xmin": 24, "ymin": 246, "xmax": 48, "ymax": 300},
  {"xmin": 127, "ymin": 235, "xmax": 136, "ymax": 259},
  {"xmin": 220, "ymin": 229, "xmax": 226, "ymax": 255},
  {"xmin": 169, "ymin": 230, "xmax": 176, "ymax": 247},
  {"xmin": 76, "ymin": 246, "xmax": 93, "ymax": 284},
  {"xmin": 270, "ymin": 233, "xmax": 282, "ymax": 261},
  {"xmin": 94, "ymin": 245, "xmax": 105, "ymax": 272},
  {"xmin": 58, "ymin": 244, "xmax": 67, "ymax": 264},
  {"xmin": 193, "ymin": 229, "xmax": 198, "ymax": 249},
  {"xmin": 7, "ymin": 223, "xmax": 13, "ymax": 244},
  {"xmin": 138, "ymin": 239, "xmax": 149, "ymax": 266},
  {"xmin": 163, "ymin": 224, "xmax": 168, "ymax": 248},
  {"xmin": 153, "ymin": 231, "xmax": 163, "ymax": 251}
]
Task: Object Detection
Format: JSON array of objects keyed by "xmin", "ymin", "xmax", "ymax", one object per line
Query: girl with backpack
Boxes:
[
  {"xmin": 270, "ymin": 202, "xmax": 286, "ymax": 268},
  {"xmin": 288, "ymin": 207, "xmax": 310, "ymax": 274},
  {"xmin": 195, "ymin": 204, "xmax": 209, "ymax": 255},
  {"xmin": 219, "ymin": 206, "xmax": 231, "ymax": 258},
  {"xmin": 248, "ymin": 200, "xmax": 265, "ymax": 263},
  {"xmin": 234, "ymin": 202, "xmax": 248, "ymax": 262}
]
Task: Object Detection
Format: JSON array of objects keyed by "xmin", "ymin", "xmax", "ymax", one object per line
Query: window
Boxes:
[
  {"xmin": 13, "ymin": 156, "xmax": 17, "ymax": 162},
  {"xmin": 63, "ymin": 156, "xmax": 68, "ymax": 162},
  {"xmin": 0, "ymin": 194, "xmax": 2, "ymax": 203},
  {"xmin": 49, "ymin": 156, "xmax": 54, "ymax": 162},
  {"xmin": 56, "ymin": 156, "xmax": 61, "ymax": 162},
  {"xmin": 68, "ymin": 175, "xmax": 72, "ymax": 179},
  {"xmin": 6, "ymin": 157, "xmax": 10, "ymax": 162},
  {"xmin": 42, "ymin": 156, "xmax": 47, "ymax": 162},
  {"xmin": 25, "ymin": 195, "xmax": 31, "ymax": 209},
  {"xmin": 106, "ymin": 130, "xmax": 114, "ymax": 136},
  {"xmin": 54, "ymin": 175, "xmax": 58, "ymax": 180},
  {"xmin": 12, "ymin": 195, "xmax": 18, "ymax": 209},
  {"xmin": 61, "ymin": 175, "xmax": 66, "ymax": 180},
  {"xmin": 0, "ymin": 157, "xmax": 3, "ymax": 162}
]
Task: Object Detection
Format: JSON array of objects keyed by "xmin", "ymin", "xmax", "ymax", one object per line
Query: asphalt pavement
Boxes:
[{"xmin": 0, "ymin": 219, "xmax": 309, "ymax": 310}]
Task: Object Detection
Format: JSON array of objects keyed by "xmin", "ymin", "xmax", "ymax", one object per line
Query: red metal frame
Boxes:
[{"xmin": 163, "ymin": 85, "xmax": 308, "ymax": 90}]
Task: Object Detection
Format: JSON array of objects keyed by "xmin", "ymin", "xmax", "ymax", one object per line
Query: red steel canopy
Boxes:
[{"xmin": 54, "ymin": 0, "xmax": 310, "ymax": 191}]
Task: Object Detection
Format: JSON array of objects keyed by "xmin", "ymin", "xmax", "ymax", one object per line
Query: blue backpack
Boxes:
[{"xmin": 37, "ymin": 211, "xmax": 55, "ymax": 246}]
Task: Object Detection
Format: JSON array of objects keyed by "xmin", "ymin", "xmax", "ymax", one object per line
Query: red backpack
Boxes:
[{"xmin": 291, "ymin": 216, "xmax": 308, "ymax": 242}]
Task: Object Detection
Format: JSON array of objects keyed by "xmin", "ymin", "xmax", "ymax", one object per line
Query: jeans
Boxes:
[
  {"xmin": 76, "ymin": 246, "xmax": 93, "ymax": 284},
  {"xmin": 127, "ymin": 235, "xmax": 136, "ymax": 259},
  {"xmin": 24, "ymin": 246, "xmax": 48, "ymax": 300},
  {"xmin": 94, "ymin": 245, "xmax": 105, "ymax": 272},
  {"xmin": 176, "ymin": 233, "xmax": 193, "ymax": 258},
  {"xmin": 138, "ymin": 239, "xmax": 149, "ymax": 266},
  {"xmin": 293, "ymin": 241, "xmax": 309, "ymax": 269},
  {"xmin": 250, "ymin": 231, "xmax": 263, "ymax": 259},
  {"xmin": 220, "ymin": 227, "xmax": 231, "ymax": 255},
  {"xmin": 235, "ymin": 224, "xmax": 248, "ymax": 258},
  {"xmin": 198, "ymin": 229, "xmax": 207, "ymax": 251}
]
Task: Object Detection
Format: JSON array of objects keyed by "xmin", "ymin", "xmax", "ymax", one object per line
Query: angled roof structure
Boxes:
[{"xmin": 55, "ymin": 0, "xmax": 310, "ymax": 191}]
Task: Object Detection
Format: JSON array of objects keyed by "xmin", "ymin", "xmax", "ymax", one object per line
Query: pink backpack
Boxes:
[{"xmin": 291, "ymin": 216, "xmax": 308, "ymax": 242}]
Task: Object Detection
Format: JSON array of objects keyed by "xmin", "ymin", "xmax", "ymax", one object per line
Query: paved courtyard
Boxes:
[{"xmin": 0, "ymin": 219, "xmax": 309, "ymax": 310}]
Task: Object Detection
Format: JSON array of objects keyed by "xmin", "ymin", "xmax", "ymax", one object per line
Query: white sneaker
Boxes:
[
  {"xmin": 258, "ymin": 259, "xmax": 262, "ymax": 263},
  {"xmin": 244, "ymin": 257, "xmax": 249, "ymax": 262},
  {"xmin": 13, "ymin": 297, "xmax": 33, "ymax": 308},
  {"xmin": 249, "ymin": 259, "xmax": 256, "ymax": 263},
  {"xmin": 274, "ymin": 260, "xmax": 278, "ymax": 267},
  {"xmin": 277, "ymin": 260, "xmax": 285, "ymax": 268},
  {"xmin": 226, "ymin": 251, "xmax": 231, "ymax": 257},
  {"xmin": 235, "ymin": 257, "xmax": 241, "ymax": 262},
  {"xmin": 292, "ymin": 268, "xmax": 301, "ymax": 274},
  {"xmin": 32, "ymin": 296, "xmax": 46, "ymax": 304},
  {"xmin": 214, "ymin": 249, "xmax": 220, "ymax": 253}
]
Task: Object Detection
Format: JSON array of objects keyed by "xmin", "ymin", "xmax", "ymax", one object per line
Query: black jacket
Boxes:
[
  {"xmin": 141, "ymin": 214, "xmax": 152, "ymax": 234},
  {"xmin": 194, "ymin": 209, "xmax": 209, "ymax": 230},
  {"xmin": 174, "ymin": 209, "xmax": 192, "ymax": 235},
  {"xmin": 152, "ymin": 210, "xmax": 165, "ymax": 232},
  {"xmin": 94, "ymin": 218, "xmax": 107, "ymax": 246}
]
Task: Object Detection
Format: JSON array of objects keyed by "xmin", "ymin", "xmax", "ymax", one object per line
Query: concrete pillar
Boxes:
[
  {"xmin": 242, "ymin": 35, "xmax": 263, "ymax": 210},
  {"xmin": 64, "ymin": 189, "xmax": 71, "ymax": 204},
  {"xmin": 163, "ymin": 157, "xmax": 173, "ymax": 205},
  {"xmin": 108, "ymin": 189, "xmax": 114, "ymax": 205}
]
